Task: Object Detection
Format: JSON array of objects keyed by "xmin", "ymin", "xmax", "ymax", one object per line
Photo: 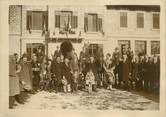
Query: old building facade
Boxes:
[{"xmin": 9, "ymin": 5, "xmax": 160, "ymax": 58}]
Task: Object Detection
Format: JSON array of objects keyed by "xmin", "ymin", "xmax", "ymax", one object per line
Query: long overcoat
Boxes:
[{"xmin": 9, "ymin": 55, "xmax": 20, "ymax": 96}]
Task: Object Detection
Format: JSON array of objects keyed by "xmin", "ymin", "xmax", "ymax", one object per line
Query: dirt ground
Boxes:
[{"xmin": 14, "ymin": 88, "xmax": 159, "ymax": 110}]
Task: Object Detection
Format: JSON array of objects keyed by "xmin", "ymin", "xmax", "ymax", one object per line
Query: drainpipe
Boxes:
[
  {"xmin": 20, "ymin": 5, "xmax": 22, "ymax": 56},
  {"xmin": 45, "ymin": 5, "xmax": 49, "ymax": 58}
]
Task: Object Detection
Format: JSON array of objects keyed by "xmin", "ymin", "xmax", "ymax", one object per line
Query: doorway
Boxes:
[{"xmin": 26, "ymin": 43, "xmax": 45, "ymax": 60}]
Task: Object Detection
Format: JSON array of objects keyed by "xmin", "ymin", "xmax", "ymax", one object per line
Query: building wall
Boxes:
[
  {"xmin": 105, "ymin": 9, "xmax": 160, "ymax": 55},
  {"xmin": 9, "ymin": 5, "xmax": 160, "ymax": 58},
  {"xmin": 48, "ymin": 5, "xmax": 106, "ymax": 57},
  {"xmin": 9, "ymin": 5, "xmax": 21, "ymax": 55},
  {"xmin": 21, "ymin": 5, "xmax": 47, "ymax": 54}
]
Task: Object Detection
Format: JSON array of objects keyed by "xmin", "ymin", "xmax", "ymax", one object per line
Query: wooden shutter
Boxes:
[
  {"xmin": 71, "ymin": 12, "xmax": 78, "ymax": 29},
  {"xmin": 93, "ymin": 14, "xmax": 97, "ymax": 32},
  {"xmin": 26, "ymin": 11, "xmax": 32, "ymax": 30},
  {"xmin": 97, "ymin": 14, "xmax": 102, "ymax": 32},
  {"xmin": 84, "ymin": 13, "xmax": 88, "ymax": 32},
  {"xmin": 42, "ymin": 11, "xmax": 47, "ymax": 31},
  {"xmin": 43, "ymin": 11, "xmax": 48, "ymax": 31},
  {"xmin": 55, "ymin": 11, "xmax": 60, "ymax": 28}
]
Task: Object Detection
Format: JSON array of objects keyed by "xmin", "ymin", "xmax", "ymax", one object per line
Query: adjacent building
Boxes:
[{"xmin": 9, "ymin": 5, "xmax": 160, "ymax": 59}]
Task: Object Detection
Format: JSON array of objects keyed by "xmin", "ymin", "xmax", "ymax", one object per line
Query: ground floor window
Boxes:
[
  {"xmin": 118, "ymin": 40, "xmax": 130, "ymax": 55},
  {"xmin": 151, "ymin": 41, "xmax": 160, "ymax": 55},
  {"xmin": 135, "ymin": 41, "xmax": 146, "ymax": 55},
  {"xmin": 85, "ymin": 44, "xmax": 103, "ymax": 58},
  {"xmin": 26, "ymin": 43, "xmax": 45, "ymax": 60}
]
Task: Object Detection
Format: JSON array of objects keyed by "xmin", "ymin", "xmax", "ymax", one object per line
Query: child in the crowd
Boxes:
[
  {"xmin": 78, "ymin": 73, "xmax": 85, "ymax": 90},
  {"xmin": 85, "ymin": 69, "xmax": 95, "ymax": 93},
  {"xmin": 71, "ymin": 70, "xmax": 79, "ymax": 93},
  {"xmin": 61, "ymin": 76, "xmax": 68, "ymax": 93}
]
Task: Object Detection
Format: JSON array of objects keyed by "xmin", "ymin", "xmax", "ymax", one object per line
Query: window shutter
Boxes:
[
  {"xmin": 26, "ymin": 11, "xmax": 32, "ymax": 30},
  {"xmin": 153, "ymin": 14, "xmax": 159, "ymax": 29},
  {"xmin": 55, "ymin": 11, "xmax": 60, "ymax": 28},
  {"xmin": 93, "ymin": 14, "xmax": 97, "ymax": 32},
  {"xmin": 120, "ymin": 12, "xmax": 127, "ymax": 28},
  {"xmin": 71, "ymin": 12, "xmax": 78, "ymax": 29},
  {"xmin": 84, "ymin": 13, "xmax": 88, "ymax": 32},
  {"xmin": 44, "ymin": 11, "xmax": 48, "ymax": 31},
  {"xmin": 97, "ymin": 14, "xmax": 102, "ymax": 32}
]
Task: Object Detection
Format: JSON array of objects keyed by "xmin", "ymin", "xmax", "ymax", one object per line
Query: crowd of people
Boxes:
[{"xmin": 9, "ymin": 46, "xmax": 160, "ymax": 109}]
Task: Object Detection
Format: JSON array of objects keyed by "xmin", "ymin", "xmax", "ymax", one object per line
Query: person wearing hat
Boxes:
[
  {"xmin": 9, "ymin": 55, "xmax": 20, "ymax": 108},
  {"xmin": 54, "ymin": 46, "xmax": 61, "ymax": 58},
  {"xmin": 31, "ymin": 55, "xmax": 41, "ymax": 92},
  {"xmin": 18, "ymin": 55, "xmax": 33, "ymax": 92},
  {"xmin": 61, "ymin": 57, "xmax": 73, "ymax": 92},
  {"xmin": 121, "ymin": 54, "xmax": 130, "ymax": 90}
]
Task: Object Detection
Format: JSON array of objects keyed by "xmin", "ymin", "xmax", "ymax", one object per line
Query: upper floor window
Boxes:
[
  {"xmin": 153, "ymin": 13, "xmax": 160, "ymax": 29},
  {"xmin": 120, "ymin": 12, "xmax": 127, "ymax": 28},
  {"xmin": 55, "ymin": 11, "xmax": 78, "ymax": 29},
  {"xmin": 26, "ymin": 11, "xmax": 47, "ymax": 31},
  {"xmin": 137, "ymin": 13, "xmax": 144, "ymax": 28},
  {"xmin": 84, "ymin": 13, "xmax": 102, "ymax": 32}
]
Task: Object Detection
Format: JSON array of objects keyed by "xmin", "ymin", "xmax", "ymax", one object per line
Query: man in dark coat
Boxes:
[
  {"xmin": 148, "ymin": 57, "xmax": 155, "ymax": 93},
  {"xmin": 153, "ymin": 56, "xmax": 160, "ymax": 94},
  {"xmin": 142, "ymin": 56, "xmax": 149, "ymax": 92},
  {"xmin": 121, "ymin": 55, "xmax": 130, "ymax": 90},
  {"xmin": 31, "ymin": 55, "xmax": 41, "ymax": 91},
  {"xmin": 54, "ymin": 46, "xmax": 61, "ymax": 58},
  {"xmin": 61, "ymin": 58, "xmax": 73, "ymax": 92},
  {"xmin": 50, "ymin": 56, "xmax": 62, "ymax": 92},
  {"xmin": 112, "ymin": 47, "xmax": 121, "ymax": 87},
  {"xmin": 117, "ymin": 59, "xmax": 123, "ymax": 88}
]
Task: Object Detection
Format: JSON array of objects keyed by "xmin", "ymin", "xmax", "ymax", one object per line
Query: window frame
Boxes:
[
  {"xmin": 151, "ymin": 41, "xmax": 160, "ymax": 55},
  {"xmin": 120, "ymin": 11, "xmax": 128, "ymax": 28},
  {"xmin": 135, "ymin": 40, "xmax": 147, "ymax": 55},
  {"xmin": 26, "ymin": 11, "xmax": 46, "ymax": 31},
  {"xmin": 31, "ymin": 11, "xmax": 44, "ymax": 31},
  {"xmin": 152, "ymin": 12, "xmax": 160, "ymax": 30},
  {"xmin": 55, "ymin": 11, "xmax": 78, "ymax": 29},
  {"xmin": 87, "ymin": 13, "xmax": 98, "ymax": 32},
  {"xmin": 136, "ymin": 12, "xmax": 144, "ymax": 29}
]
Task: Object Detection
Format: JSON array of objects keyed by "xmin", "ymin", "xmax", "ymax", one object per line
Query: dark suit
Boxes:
[
  {"xmin": 61, "ymin": 63, "xmax": 72, "ymax": 84},
  {"xmin": 50, "ymin": 59, "xmax": 62, "ymax": 91}
]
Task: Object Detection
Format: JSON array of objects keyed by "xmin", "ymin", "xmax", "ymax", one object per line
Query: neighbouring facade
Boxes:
[{"xmin": 9, "ymin": 5, "xmax": 160, "ymax": 59}]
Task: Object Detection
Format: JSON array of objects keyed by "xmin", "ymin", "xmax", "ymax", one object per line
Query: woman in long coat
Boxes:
[
  {"xmin": 18, "ymin": 56, "xmax": 33, "ymax": 91},
  {"xmin": 103, "ymin": 53, "xmax": 115, "ymax": 90},
  {"xmin": 9, "ymin": 55, "xmax": 20, "ymax": 108}
]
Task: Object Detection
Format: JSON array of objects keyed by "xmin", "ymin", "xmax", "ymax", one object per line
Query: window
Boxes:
[
  {"xmin": 27, "ymin": 11, "xmax": 47, "ymax": 30},
  {"xmin": 120, "ymin": 12, "xmax": 127, "ymax": 28},
  {"xmin": 55, "ymin": 11, "xmax": 78, "ymax": 29},
  {"xmin": 118, "ymin": 40, "xmax": 130, "ymax": 54},
  {"xmin": 87, "ymin": 44, "xmax": 103, "ymax": 57},
  {"xmin": 135, "ymin": 41, "xmax": 146, "ymax": 55},
  {"xmin": 153, "ymin": 13, "xmax": 160, "ymax": 29},
  {"xmin": 137, "ymin": 13, "xmax": 144, "ymax": 28},
  {"xmin": 84, "ymin": 13, "xmax": 102, "ymax": 32},
  {"xmin": 151, "ymin": 41, "xmax": 160, "ymax": 55}
]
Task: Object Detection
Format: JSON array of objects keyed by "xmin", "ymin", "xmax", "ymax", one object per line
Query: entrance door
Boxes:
[
  {"xmin": 26, "ymin": 43, "xmax": 45, "ymax": 60},
  {"xmin": 118, "ymin": 40, "xmax": 130, "ymax": 55},
  {"xmin": 85, "ymin": 44, "xmax": 103, "ymax": 59}
]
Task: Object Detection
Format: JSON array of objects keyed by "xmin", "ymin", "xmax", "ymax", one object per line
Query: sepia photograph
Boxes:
[
  {"xmin": 7, "ymin": 4, "xmax": 162, "ymax": 110},
  {"xmin": 0, "ymin": 0, "xmax": 166, "ymax": 116}
]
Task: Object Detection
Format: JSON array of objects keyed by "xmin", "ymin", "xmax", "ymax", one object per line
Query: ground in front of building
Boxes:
[{"xmin": 14, "ymin": 88, "xmax": 159, "ymax": 110}]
